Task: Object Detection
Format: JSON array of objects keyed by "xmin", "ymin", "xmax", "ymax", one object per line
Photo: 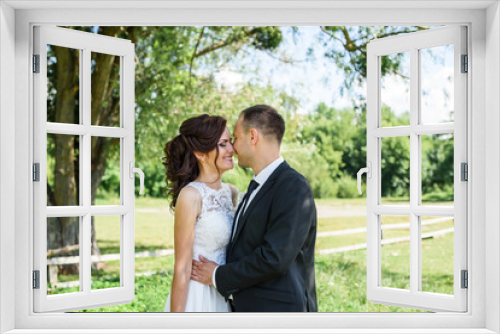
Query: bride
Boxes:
[{"xmin": 162, "ymin": 114, "xmax": 239, "ymax": 312}]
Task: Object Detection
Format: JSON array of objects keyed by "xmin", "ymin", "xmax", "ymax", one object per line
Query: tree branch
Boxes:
[
  {"xmin": 255, "ymin": 45, "xmax": 306, "ymax": 64},
  {"xmin": 194, "ymin": 27, "xmax": 259, "ymax": 58},
  {"xmin": 320, "ymin": 26, "xmax": 348, "ymax": 47},
  {"xmin": 189, "ymin": 26, "xmax": 206, "ymax": 92},
  {"xmin": 341, "ymin": 27, "xmax": 357, "ymax": 52}
]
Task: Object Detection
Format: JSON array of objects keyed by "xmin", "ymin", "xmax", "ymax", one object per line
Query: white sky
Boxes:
[
  {"xmin": 380, "ymin": 45, "xmax": 454, "ymax": 123},
  {"xmin": 212, "ymin": 26, "xmax": 453, "ymax": 121},
  {"xmin": 213, "ymin": 27, "xmax": 352, "ymax": 114}
]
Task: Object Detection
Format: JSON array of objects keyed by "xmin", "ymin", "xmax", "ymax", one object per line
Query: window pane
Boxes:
[
  {"xmin": 47, "ymin": 134, "xmax": 80, "ymax": 206},
  {"xmin": 381, "ymin": 136, "xmax": 410, "ymax": 205},
  {"xmin": 47, "ymin": 45, "xmax": 80, "ymax": 124},
  {"xmin": 421, "ymin": 134, "xmax": 454, "ymax": 206},
  {"xmin": 420, "ymin": 44, "xmax": 454, "ymax": 124},
  {"xmin": 91, "ymin": 52, "xmax": 121, "ymax": 127},
  {"xmin": 91, "ymin": 215, "xmax": 121, "ymax": 290},
  {"xmin": 380, "ymin": 215, "xmax": 410, "ymax": 290},
  {"xmin": 47, "ymin": 217, "xmax": 80, "ymax": 295},
  {"xmin": 92, "ymin": 137, "xmax": 121, "ymax": 204},
  {"xmin": 380, "ymin": 52, "xmax": 410, "ymax": 128},
  {"xmin": 420, "ymin": 216, "xmax": 454, "ymax": 295}
]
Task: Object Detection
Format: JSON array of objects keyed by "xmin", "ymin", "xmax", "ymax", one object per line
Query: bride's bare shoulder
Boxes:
[{"xmin": 175, "ymin": 185, "xmax": 202, "ymax": 216}]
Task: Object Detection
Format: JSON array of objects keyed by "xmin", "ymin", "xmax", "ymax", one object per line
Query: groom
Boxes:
[{"xmin": 191, "ymin": 105, "xmax": 317, "ymax": 312}]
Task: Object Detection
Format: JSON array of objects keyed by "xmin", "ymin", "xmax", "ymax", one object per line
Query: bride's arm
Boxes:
[{"xmin": 170, "ymin": 187, "xmax": 201, "ymax": 312}]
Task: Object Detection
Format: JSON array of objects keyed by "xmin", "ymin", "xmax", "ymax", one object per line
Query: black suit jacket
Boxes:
[{"xmin": 215, "ymin": 161, "xmax": 318, "ymax": 312}]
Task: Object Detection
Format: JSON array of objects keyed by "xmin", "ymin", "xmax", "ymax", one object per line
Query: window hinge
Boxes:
[
  {"xmin": 33, "ymin": 270, "xmax": 40, "ymax": 289},
  {"xmin": 33, "ymin": 54, "xmax": 40, "ymax": 73},
  {"xmin": 461, "ymin": 54, "xmax": 468, "ymax": 73},
  {"xmin": 33, "ymin": 163, "xmax": 40, "ymax": 182},
  {"xmin": 461, "ymin": 270, "xmax": 468, "ymax": 289},
  {"xmin": 461, "ymin": 162, "xmax": 468, "ymax": 181}
]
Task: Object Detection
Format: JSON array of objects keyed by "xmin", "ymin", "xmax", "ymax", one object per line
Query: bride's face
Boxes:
[{"xmin": 206, "ymin": 128, "xmax": 234, "ymax": 172}]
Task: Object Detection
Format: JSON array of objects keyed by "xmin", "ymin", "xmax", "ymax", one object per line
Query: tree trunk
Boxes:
[
  {"xmin": 50, "ymin": 45, "xmax": 78, "ymax": 247},
  {"xmin": 89, "ymin": 26, "xmax": 121, "ymax": 266},
  {"xmin": 49, "ymin": 45, "xmax": 79, "ymax": 274},
  {"xmin": 49, "ymin": 26, "xmax": 132, "ymax": 271}
]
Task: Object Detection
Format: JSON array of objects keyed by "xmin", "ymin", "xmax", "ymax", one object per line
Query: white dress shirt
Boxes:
[{"xmin": 212, "ymin": 156, "xmax": 284, "ymax": 289}]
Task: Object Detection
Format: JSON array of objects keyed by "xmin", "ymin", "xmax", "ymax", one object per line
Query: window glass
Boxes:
[
  {"xmin": 381, "ymin": 52, "xmax": 410, "ymax": 128},
  {"xmin": 47, "ymin": 45, "xmax": 80, "ymax": 124},
  {"xmin": 47, "ymin": 217, "xmax": 81, "ymax": 295}
]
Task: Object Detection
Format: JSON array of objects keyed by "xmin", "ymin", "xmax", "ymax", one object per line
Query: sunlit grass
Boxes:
[{"xmin": 49, "ymin": 196, "xmax": 455, "ymax": 312}]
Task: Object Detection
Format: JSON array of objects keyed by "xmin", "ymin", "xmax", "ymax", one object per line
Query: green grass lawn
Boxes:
[{"xmin": 49, "ymin": 196, "xmax": 455, "ymax": 312}]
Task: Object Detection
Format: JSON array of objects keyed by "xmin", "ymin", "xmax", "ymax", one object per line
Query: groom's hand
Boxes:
[{"xmin": 191, "ymin": 255, "xmax": 218, "ymax": 286}]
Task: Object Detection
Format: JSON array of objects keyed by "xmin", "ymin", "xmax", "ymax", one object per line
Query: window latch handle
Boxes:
[
  {"xmin": 129, "ymin": 161, "xmax": 145, "ymax": 195},
  {"xmin": 357, "ymin": 162, "xmax": 371, "ymax": 195}
]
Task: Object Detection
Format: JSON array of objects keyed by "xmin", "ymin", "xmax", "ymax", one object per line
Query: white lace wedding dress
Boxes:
[{"xmin": 164, "ymin": 182, "xmax": 236, "ymax": 312}]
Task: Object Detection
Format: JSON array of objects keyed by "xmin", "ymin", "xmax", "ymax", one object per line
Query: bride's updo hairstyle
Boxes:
[{"xmin": 163, "ymin": 114, "xmax": 227, "ymax": 209}]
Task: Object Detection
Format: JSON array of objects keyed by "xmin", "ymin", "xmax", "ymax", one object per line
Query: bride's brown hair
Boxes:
[{"xmin": 163, "ymin": 114, "xmax": 227, "ymax": 209}]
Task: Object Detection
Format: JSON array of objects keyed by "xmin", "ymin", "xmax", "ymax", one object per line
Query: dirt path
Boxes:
[
  {"xmin": 315, "ymin": 205, "xmax": 366, "ymax": 218},
  {"xmin": 136, "ymin": 204, "xmax": 367, "ymax": 219}
]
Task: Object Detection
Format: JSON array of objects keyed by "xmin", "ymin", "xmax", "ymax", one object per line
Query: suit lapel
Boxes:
[{"xmin": 231, "ymin": 162, "xmax": 290, "ymax": 244}]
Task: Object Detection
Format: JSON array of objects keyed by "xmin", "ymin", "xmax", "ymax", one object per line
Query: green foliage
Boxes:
[
  {"xmin": 336, "ymin": 175, "xmax": 362, "ymax": 199},
  {"xmin": 299, "ymin": 103, "xmax": 452, "ymax": 199},
  {"xmin": 299, "ymin": 103, "xmax": 366, "ymax": 198},
  {"xmin": 132, "ymin": 26, "xmax": 285, "ymax": 164},
  {"xmin": 123, "ymin": 26, "xmax": 296, "ymax": 198},
  {"xmin": 221, "ymin": 161, "xmax": 253, "ymax": 193},
  {"xmin": 134, "ymin": 162, "xmax": 168, "ymax": 198},
  {"xmin": 79, "ymin": 274, "xmax": 172, "ymax": 312},
  {"xmin": 53, "ymin": 26, "xmax": 454, "ymax": 203},
  {"xmin": 251, "ymin": 26, "xmax": 283, "ymax": 50},
  {"xmin": 300, "ymin": 103, "xmax": 364, "ymax": 180},
  {"xmin": 320, "ymin": 26, "xmax": 428, "ymax": 94},
  {"xmin": 282, "ymin": 142, "xmax": 337, "ymax": 198},
  {"xmin": 79, "ymin": 26, "xmax": 453, "ymax": 202},
  {"xmin": 96, "ymin": 163, "xmax": 120, "ymax": 199},
  {"xmin": 421, "ymin": 184, "xmax": 454, "ymax": 202},
  {"xmin": 67, "ymin": 244, "xmax": 452, "ymax": 312},
  {"xmin": 381, "ymin": 138, "xmax": 410, "ymax": 198},
  {"xmin": 421, "ymin": 134, "xmax": 454, "ymax": 199}
]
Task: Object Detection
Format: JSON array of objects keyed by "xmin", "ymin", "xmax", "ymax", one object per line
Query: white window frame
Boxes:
[
  {"xmin": 33, "ymin": 26, "xmax": 136, "ymax": 312},
  {"xmin": 366, "ymin": 26, "xmax": 468, "ymax": 312},
  {"xmin": 0, "ymin": 1, "xmax": 498, "ymax": 333}
]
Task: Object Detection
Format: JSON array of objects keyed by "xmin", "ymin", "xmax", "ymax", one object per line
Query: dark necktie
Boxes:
[{"xmin": 231, "ymin": 180, "xmax": 259, "ymax": 241}]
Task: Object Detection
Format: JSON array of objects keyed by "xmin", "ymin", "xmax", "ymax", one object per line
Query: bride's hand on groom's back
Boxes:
[{"xmin": 191, "ymin": 255, "xmax": 218, "ymax": 286}]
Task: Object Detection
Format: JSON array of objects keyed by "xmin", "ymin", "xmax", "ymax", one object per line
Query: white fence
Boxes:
[{"xmin": 47, "ymin": 217, "xmax": 453, "ymax": 287}]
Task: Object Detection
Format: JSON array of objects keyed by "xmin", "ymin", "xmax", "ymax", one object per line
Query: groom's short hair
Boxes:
[{"xmin": 240, "ymin": 105, "xmax": 285, "ymax": 144}]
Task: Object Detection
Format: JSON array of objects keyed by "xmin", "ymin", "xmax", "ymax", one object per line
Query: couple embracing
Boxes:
[{"xmin": 162, "ymin": 105, "xmax": 317, "ymax": 312}]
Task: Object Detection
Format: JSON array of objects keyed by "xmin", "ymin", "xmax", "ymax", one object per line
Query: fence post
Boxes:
[{"xmin": 47, "ymin": 264, "xmax": 58, "ymax": 284}]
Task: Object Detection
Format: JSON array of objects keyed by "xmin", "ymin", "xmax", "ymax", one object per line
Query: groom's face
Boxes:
[{"xmin": 233, "ymin": 116, "xmax": 252, "ymax": 168}]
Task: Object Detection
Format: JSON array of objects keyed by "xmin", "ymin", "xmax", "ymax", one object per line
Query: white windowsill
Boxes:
[{"xmin": 0, "ymin": 1, "xmax": 497, "ymax": 333}]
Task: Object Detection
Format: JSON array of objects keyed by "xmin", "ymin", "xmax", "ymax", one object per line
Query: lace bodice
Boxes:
[{"xmin": 185, "ymin": 182, "xmax": 237, "ymax": 265}]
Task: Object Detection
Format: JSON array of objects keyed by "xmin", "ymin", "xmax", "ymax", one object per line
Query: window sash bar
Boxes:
[
  {"xmin": 410, "ymin": 46, "xmax": 420, "ymax": 295},
  {"xmin": 372, "ymin": 205, "xmax": 455, "ymax": 216},
  {"xmin": 46, "ymin": 122, "xmax": 130, "ymax": 138},
  {"xmin": 46, "ymin": 206, "xmax": 130, "ymax": 217},
  {"xmin": 372, "ymin": 123, "xmax": 454, "ymax": 138}
]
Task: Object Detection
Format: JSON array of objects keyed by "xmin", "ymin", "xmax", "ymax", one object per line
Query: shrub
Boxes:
[
  {"xmin": 336, "ymin": 175, "xmax": 362, "ymax": 199},
  {"xmin": 221, "ymin": 158, "xmax": 253, "ymax": 192},
  {"xmin": 282, "ymin": 143, "xmax": 337, "ymax": 198}
]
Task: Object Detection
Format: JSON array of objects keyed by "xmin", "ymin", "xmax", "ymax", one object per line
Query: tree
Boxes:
[
  {"xmin": 421, "ymin": 134, "xmax": 454, "ymax": 201},
  {"xmin": 46, "ymin": 44, "xmax": 80, "ymax": 265},
  {"xmin": 319, "ymin": 26, "xmax": 427, "ymax": 96},
  {"xmin": 47, "ymin": 26, "xmax": 285, "ymax": 259},
  {"xmin": 300, "ymin": 103, "xmax": 363, "ymax": 179}
]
